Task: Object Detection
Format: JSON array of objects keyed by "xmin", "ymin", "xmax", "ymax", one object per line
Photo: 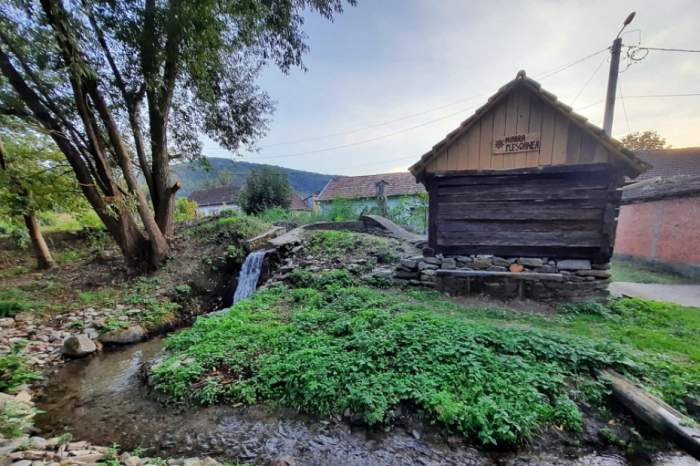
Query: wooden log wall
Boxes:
[{"xmin": 426, "ymin": 164, "xmax": 624, "ymax": 262}]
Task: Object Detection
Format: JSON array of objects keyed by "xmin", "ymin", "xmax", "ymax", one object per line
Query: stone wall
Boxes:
[{"xmin": 394, "ymin": 254, "xmax": 610, "ymax": 302}]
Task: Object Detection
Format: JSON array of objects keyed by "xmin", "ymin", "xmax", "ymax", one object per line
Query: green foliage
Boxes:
[
  {"xmin": 620, "ymin": 130, "xmax": 669, "ymax": 151},
  {"xmin": 256, "ymin": 206, "xmax": 327, "ymax": 225},
  {"xmin": 175, "ymin": 198, "xmax": 199, "ymax": 223},
  {"xmin": 0, "ymin": 343, "xmax": 42, "ymax": 393},
  {"xmin": 225, "ymin": 244, "xmax": 246, "ymax": 264},
  {"xmin": 0, "ymin": 289, "xmax": 44, "ymax": 317},
  {"xmin": 324, "ymin": 198, "xmax": 356, "ymax": 222},
  {"xmin": 0, "ymin": 130, "xmax": 86, "ymax": 228},
  {"xmin": 151, "ymin": 285, "xmax": 638, "ymax": 446},
  {"xmin": 0, "ymin": 395, "xmax": 38, "ymax": 438},
  {"xmin": 305, "ymin": 230, "xmax": 398, "ymax": 264},
  {"xmin": 174, "ymin": 284, "xmax": 192, "ymax": 295},
  {"xmin": 287, "ymin": 269, "xmax": 354, "ymax": 289},
  {"xmin": 387, "ymin": 193, "xmax": 428, "ymax": 233},
  {"xmin": 216, "ymin": 214, "xmax": 270, "ymax": 239},
  {"xmin": 239, "ymin": 167, "xmax": 292, "ymax": 215},
  {"xmin": 121, "ymin": 277, "xmax": 181, "ymax": 329}
]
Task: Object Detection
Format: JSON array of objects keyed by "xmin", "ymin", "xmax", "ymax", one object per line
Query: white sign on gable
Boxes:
[{"xmin": 493, "ymin": 132, "xmax": 541, "ymax": 154}]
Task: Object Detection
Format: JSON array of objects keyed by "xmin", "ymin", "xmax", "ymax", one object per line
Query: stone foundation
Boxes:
[{"xmin": 394, "ymin": 254, "xmax": 610, "ymax": 302}]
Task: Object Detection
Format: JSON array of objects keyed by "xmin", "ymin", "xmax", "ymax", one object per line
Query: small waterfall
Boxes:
[{"xmin": 232, "ymin": 250, "xmax": 267, "ymax": 303}]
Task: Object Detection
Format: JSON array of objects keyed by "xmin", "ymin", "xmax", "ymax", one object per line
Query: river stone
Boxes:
[
  {"xmin": 517, "ymin": 258, "xmax": 544, "ymax": 267},
  {"xmin": 62, "ymin": 335, "xmax": 96, "ymax": 357},
  {"xmin": 10, "ymin": 460, "xmax": 32, "ymax": 466},
  {"xmin": 441, "ymin": 258, "xmax": 457, "ymax": 269},
  {"xmin": 557, "ymin": 259, "xmax": 592, "ymax": 270},
  {"xmin": 13, "ymin": 312, "xmax": 34, "ymax": 323},
  {"xmin": 399, "ymin": 259, "xmax": 417, "ymax": 270},
  {"xmin": 417, "ymin": 261, "xmax": 438, "ymax": 270},
  {"xmin": 28, "ymin": 437, "xmax": 47, "ymax": 450},
  {"xmin": 0, "ymin": 317, "xmax": 15, "ymax": 327},
  {"xmin": 576, "ymin": 269, "xmax": 612, "ymax": 278},
  {"xmin": 100, "ymin": 325, "xmax": 146, "ymax": 344}
]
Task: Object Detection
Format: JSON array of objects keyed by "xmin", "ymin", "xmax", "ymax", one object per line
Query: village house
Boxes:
[
  {"xmin": 615, "ymin": 147, "xmax": 700, "ymax": 279},
  {"xmin": 188, "ymin": 184, "xmax": 311, "ymax": 216},
  {"xmin": 316, "ymin": 172, "xmax": 427, "ymax": 231},
  {"xmin": 405, "ymin": 71, "xmax": 649, "ymax": 300},
  {"xmin": 290, "ymin": 191, "xmax": 312, "ymax": 212},
  {"xmin": 188, "ymin": 185, "xmax": 242, "ymax": 216}
]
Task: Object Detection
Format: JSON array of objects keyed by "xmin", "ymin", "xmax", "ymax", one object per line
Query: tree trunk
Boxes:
[
  {"xmin": 23, "ymin": 212, "xmax": 55, "ymax": 269},
  {"xmin": 0, "ymin": 46, "xmax": 156, "ymax": 271}
]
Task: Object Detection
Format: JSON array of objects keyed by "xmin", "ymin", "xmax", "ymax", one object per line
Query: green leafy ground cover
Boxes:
[{"xmin": 149, "ymin": 273, "xmax": 699, "ymax": 446}]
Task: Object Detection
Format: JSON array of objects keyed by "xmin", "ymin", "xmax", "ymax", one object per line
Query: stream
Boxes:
[{"xmin": 33, "ymin": 338, "xmax": 695, "ymax": 466}]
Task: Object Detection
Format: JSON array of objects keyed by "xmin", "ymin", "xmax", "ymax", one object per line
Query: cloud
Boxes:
[{"xmin": 202, "ymin": 0, "xmax": 700, "ymax": 175}]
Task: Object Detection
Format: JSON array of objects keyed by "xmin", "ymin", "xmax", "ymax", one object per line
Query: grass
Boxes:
[
  {"xmin": 0, "ymin": 288, "xmax": 46, "ymax": 317},
  {"xmin": 150, "ymin": 275, "xmax": 690, "ymax": 446},
  {"xmin": 305, "ymin": 230, "xmax": 399, "ymax": 263},
  {"xmin": 611, "ymin": 259, "xmax": 693, "ymax": 284}
]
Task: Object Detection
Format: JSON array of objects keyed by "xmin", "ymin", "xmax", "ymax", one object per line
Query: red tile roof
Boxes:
[
  {"xmin": 316, "ymin": 172, "xmax": 426, "ymax": 201},
  {"xmin": 290, "ymin": 191, "xmax": 310, "ymax": 210},
  {"xmin": 633, "ymin": 147, "xmax": 700, "ymax": 180}
]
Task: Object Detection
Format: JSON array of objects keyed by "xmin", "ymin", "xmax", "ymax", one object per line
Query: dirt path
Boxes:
[{"xmin": 610, "ymin": 282, "xmax": 700, "ymax": 307}]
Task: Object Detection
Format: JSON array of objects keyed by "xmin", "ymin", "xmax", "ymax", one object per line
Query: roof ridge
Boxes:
[{"xmin": 409, "ymin": 70, "xmax": 650, "ymax": 178}]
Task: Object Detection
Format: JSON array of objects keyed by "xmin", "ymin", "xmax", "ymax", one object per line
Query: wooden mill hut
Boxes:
[{"xmin": 406, "ymin": 71, "xmax": 650, "ymax": 300}]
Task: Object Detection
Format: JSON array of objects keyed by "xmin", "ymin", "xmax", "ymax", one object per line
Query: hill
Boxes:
[{"xmin": 171, "ymin": 157, "xmax": 334, "ymax": 198}]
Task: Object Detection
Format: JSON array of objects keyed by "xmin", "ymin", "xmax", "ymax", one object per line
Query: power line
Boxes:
[
  {"xmin": 336, "ymin": 155, "xmax": 418, "ymax": 172},
  {"xmin": 535, "ymin": 47, "xmax": 610, "ymax": 80},
  {"xmin": 618, "ymin": 80, "xmax": 632, "ymax": 134},
  {"xmin": 248, "ymin": 105, "xmax": 478, "ymax": 160},
  {"xmin": 623, "ymin": 93, "xmax": 700, "ymax": 98},
  {"xmin": 571, "ymin": 55, "xmax": 607, "ymax": 106},
  {"xmin": 258, "ymin": 93, "xmax": 487, "ymax": 148},
  {"xmin": 634, "ymin": 46, "xmax": 700, "ymax": 53},
  {"xmin": 255, "ymin": 46, "xmax": 611, "ymax": 149},
  {"xmin": 575, "ymin": 93, "xmax": 700, "ymax": 112}
]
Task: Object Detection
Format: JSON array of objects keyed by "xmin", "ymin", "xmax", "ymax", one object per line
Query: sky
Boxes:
[{"xmin": 201, "ymin": 0, "xmax": 700, "ymax": 176}]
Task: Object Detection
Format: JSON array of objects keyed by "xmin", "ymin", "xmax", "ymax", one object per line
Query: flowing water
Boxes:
[
  {"xmin": 232, "ymin": 250, "xmax": 267, "ymax": 304},
  {"xmin": 34, "ymin": 340, "xmax": 695, "ymax": 466}
]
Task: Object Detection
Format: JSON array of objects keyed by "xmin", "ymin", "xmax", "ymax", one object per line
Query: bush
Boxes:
[
  {"xmin": 175, "ymin": 198, "xmax": 198, "ymax": 222},
  {"xmin": 324, "ymin": 198, "xmax": 355, "ymax": 222}
]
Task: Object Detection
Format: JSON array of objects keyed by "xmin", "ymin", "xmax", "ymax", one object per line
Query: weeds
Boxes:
[
  {"xmin": 0, "ymin": 343, "xmax": 42, "ymax": 393},
  {"xmin": 150, "ymin": 285, "xmax": 639, "ymax": 446},
  {"xmin": 0, "ymin": 395, "xmax": 38, "ymax": 438}
]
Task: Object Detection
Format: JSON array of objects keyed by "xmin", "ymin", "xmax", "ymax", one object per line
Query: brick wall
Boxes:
[{"xmin": 614, "ymin": 195, "xmax": 700, "ymax": 277}]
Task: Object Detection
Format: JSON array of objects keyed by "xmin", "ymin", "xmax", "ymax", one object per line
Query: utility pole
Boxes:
[{"xmin": 603, "ymin": 12, "xmax": 636, "ymax": 136}]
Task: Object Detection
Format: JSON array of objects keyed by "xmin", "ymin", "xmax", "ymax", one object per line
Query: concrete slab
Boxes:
[{"xmin": 610, "ymin": 282, "xmax": 700, "ymax": 308}]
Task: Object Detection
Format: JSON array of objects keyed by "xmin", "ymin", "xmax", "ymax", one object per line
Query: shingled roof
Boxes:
[
  {"xmin": 622, "ymin": 175, "xmax": 700, "ymax": 203},
  {"xmin": 290, "ymin": 191, "xmax": 310, "ymax": 210},
  {"xmin": 633, "ymin": 147, "xmax": 700, "ymax": 180},
  {"xmin": 317, "ymin": 172, "xmax": 426, "ymax": 201},
  {"xmin": 188, "ymin": 185, "xmax": 241, "ymax": 207},
  {"xmin": 409, "ymin": 71, "xmax": 650, "ymax": 177}
]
